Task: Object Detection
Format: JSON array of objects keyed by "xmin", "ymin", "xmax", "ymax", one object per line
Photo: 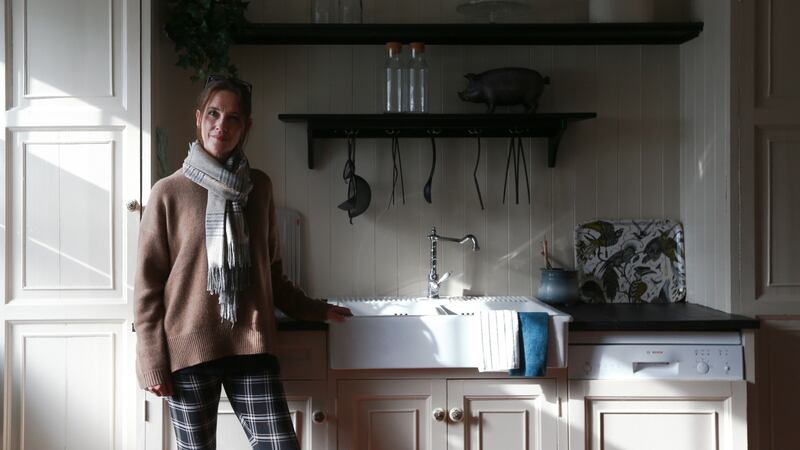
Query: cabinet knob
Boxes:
[
  {"xmin": 126, "ymin": 200, "xmax": 141, "ymax": 212},
  {"xmin": 448, "ymin": 407, "xmax": 464, "ymax": 422},
  {"xmin": 432, "ymin": 408, "xmax": 445, "ymax": 422},
  {"xmin": 312, "ymin": 410, "xmax": 326, "ymax": 424}
]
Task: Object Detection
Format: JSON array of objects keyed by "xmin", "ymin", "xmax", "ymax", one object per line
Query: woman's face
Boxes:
[{"xmin": 195, "ymin": 89, "xmax": 251, "ymax": 162}]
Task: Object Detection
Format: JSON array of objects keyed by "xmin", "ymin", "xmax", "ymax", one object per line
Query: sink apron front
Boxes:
[{"xmin": 329, "ymin": 296, "xmax": 570, "ymax": 370}]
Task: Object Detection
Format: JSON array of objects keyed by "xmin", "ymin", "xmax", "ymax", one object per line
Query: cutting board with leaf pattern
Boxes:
[{"xmin": 574, "ymin": 220, "xmax": 686, "ymax": 303}]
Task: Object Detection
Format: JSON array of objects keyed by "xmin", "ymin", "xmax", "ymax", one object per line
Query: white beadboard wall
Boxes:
[
  {"xmin": 679, "ymin": 0, "xmax": 731, "ymax": 312},
  {"xmin": 155, "ymin": 0, "xmax": 686, "ymax": 300}
]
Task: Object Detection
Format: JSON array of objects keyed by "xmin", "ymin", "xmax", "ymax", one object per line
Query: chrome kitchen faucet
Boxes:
[{"xmin": 426, "ymin": 227, "xmax": 480, "ymax": 298}]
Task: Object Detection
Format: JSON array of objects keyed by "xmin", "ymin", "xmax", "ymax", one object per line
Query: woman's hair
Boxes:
[{"xmin": 195, "ymin": 77, "xmax": 253, "ymax": 150}]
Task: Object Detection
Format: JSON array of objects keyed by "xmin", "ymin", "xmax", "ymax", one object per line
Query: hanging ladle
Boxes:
[{"xmin": 424, "ymin": 130, "xmax": 439, "ymax": 203}]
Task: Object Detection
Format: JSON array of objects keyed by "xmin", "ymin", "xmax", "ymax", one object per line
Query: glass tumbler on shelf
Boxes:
[
  {"xmin": 339, "ymin": 0, "xmax": 363, "ymax": 23},
  {"xmin": 311, "ymin": 0, "xmax": 332, "ymax": 23}
]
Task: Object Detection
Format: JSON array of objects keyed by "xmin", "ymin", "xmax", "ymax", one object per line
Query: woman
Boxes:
[{"xmin": 134, "ymin": 76, "xmax": 351, "ymax": 450}]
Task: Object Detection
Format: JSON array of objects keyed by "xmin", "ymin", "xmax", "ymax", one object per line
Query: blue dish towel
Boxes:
[{"xmin": 509, "ymin": 312, "xmax": 549, "ymax": 377}]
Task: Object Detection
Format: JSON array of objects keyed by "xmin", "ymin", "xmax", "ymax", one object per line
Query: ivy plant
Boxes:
[{"xmin": 165, "ymin": 0, "xmax": 250, "ymax": 83}]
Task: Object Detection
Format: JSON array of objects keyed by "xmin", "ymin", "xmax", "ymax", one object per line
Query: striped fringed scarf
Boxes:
[{"xmin": 182, "ymin": 141, "xmax": 253, "ymax": 325}]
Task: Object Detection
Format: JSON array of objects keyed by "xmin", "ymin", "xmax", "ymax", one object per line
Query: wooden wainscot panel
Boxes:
[
  {"xmin": 756, "ymin": 0, "xmax": 800, "ymax": 108},
  {"xmin": 754, "ymin": 127, "xmax": 800, "ymax": 314},
  {"xmin": 751, "ymin": 318, "xmax": 800, "ymax": 450},
  {"xmin": 569, "ymin": 380, "xmax": 747, "ymax": 450},
  {"xmin": 275, "ymin": 330, "xmax": 327, "ymax": 380}
]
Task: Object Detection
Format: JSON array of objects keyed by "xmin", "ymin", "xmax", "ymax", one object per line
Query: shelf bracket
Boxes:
[{"xmin": 547, "ymin": 121, "xmax": 568, "ymax": 168}]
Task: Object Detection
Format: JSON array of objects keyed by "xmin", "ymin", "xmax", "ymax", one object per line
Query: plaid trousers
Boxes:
[{"xmin": 167, "ymin": 371, "xmax": 300, "ymax": 450}]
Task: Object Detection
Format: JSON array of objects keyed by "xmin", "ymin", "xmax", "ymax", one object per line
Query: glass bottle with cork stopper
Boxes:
[
  {"xmin": 383, "ymin": 42, "xmax": 403, "ymax": 113},
  {"xmin": 408, "ymin": 42, "xmax": 429, "ymax": 113}
]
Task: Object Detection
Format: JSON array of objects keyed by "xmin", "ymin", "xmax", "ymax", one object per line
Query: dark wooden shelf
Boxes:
[
  {"xmin": 278, "ymin": 113, "xmax": 596, "ymax": 169},
  {"xmin": 236, "ymin": 22, "xmax": 703, "ymax": 46}
]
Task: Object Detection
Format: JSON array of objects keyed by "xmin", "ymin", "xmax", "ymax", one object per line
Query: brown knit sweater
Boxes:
[{"xmin": 134, "ymin": 168, "xmax": 328, "ymax": 389}]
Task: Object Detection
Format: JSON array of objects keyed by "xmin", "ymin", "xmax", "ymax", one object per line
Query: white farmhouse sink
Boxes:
[{"xmin": 328, "ymin": 296, "xmax": 571, "ymax": 371}]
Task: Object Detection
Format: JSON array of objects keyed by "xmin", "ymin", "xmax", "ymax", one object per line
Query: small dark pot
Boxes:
[{"xmin": 536, "ymin": 268, "xmax": 579, "ymax": 306}]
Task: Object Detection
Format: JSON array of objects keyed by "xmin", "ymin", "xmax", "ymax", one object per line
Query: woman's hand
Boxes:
[
  {"xmin": 326, "ymin": 304, "xmax": 353, "ymax": 323},
  {"xmin": 145, "ymin": 379, "xmax": 173, "ymax": 397}
]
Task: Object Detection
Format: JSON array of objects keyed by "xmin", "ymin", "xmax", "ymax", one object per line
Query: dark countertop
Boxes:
[
  {"xmin": 556, "ymin": 302, "xmax": 760, "ymax": 331},
  {"xmin": 275, "ymin": 302, "xmax": 761, "ymax": 332}
]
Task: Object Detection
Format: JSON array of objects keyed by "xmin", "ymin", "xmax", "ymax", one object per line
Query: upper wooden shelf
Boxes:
[{"xmin": 234, "ymin": 22, "xmax": 703, "ymax": 46}]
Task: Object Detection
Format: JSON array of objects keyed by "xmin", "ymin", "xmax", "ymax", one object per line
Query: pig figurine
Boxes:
[{"xmin": 458, "ymin": 67, "xmax": 550, "ymax": 113}]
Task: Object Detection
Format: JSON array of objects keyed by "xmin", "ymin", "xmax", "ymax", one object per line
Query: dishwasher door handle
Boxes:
[{"xmin": 632, "ymin": 361, "xmax": 679, "ymax": 375}]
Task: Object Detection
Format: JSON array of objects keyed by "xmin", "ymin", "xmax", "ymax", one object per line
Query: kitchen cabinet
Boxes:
[
  {"xmin": 337, "ymin": 377, "xmax": 559, "ymax": 450},
  {"xmin": 568, "ymin": 380, "xmax": 747, "ymax": 450}
]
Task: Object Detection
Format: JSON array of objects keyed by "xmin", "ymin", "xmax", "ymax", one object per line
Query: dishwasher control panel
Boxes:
[{"xmin": 568, "ymin": 344, "xmax": 744, "ymax": 380}]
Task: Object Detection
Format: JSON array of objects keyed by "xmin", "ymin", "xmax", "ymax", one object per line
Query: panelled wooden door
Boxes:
[
  {"xmin": 337, "ymin": 379, "xmax": 448, "ymax": 450},
  {"xmin": 0, "ymin": 0, "xmax": 146, "ymax": 448},
  {"xmin": 447, "ymin": 379, "xmax": 559, "ymax": 450},
  {"xmin": 568, "ymin": 380, "xmax": 748, "ymax": 450},
  {"xmin": 337, "ymin": 378, "xmax": 559, "ymax": 450}
]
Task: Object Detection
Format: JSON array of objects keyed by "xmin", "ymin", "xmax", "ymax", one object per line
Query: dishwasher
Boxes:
[{"xmin": 567, "ymin": 330, "xmax": 745, "ymax": 380}]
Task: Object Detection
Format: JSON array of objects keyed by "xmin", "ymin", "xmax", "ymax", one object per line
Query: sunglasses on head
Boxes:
[{"xmin": 205, "ymin": 74, "xmax": 253, "ymax": 95}]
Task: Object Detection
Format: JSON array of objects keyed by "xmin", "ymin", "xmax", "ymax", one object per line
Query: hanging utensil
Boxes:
[
  {"xmin": 517, "ymin": 135, "xmax": 531, "ymax": 204},
  {"xmin": 424, "ymin": 133, "xmax": 437, "ymax": 203},
  {"xmin": 502, "ymin": 134, "xmax": 516, "ymax": 204},
  {"xmin": 388, "ymin": 133, "xmax": 405, "ymax": 208},
  {"xmin": 337, "ymin": 133, "xmax": 371, "ymax": 224},
  {"xmin": 469, "ymin": 130, "xmax": 484, "ymax": 210},
  {"xmin": 513, "ymin": 135, "xmax": 521, "ymax": 204},
  {"xmin": 337, "ymin": 135, "xmax": 357, "ymax": 211},
  {"xmin": 502, "ymin": 131, "xmax": 531, "ymax": 205}
]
